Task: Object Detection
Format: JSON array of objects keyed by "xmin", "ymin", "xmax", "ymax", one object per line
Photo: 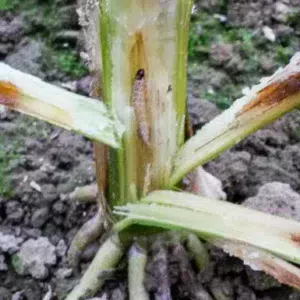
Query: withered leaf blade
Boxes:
[{"xmin": 212, "ymin": 239, "xmax": 300, "ymax": 290}]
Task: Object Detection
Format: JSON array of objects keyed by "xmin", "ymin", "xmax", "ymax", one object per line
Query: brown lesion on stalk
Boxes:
[
  {"xmin": 90, "ymin": 73, "xmax": 111, "ymax": 225},
  {"xmin": 239, "ymin": 72, "xmax": 300, "ymax": 115},
  {"xmin": 0, "ymin": 81, "xmax": 21, "ymax": 107},
  {"xmin": 129, "ymin": 31, "xmax": 156, "ymax": 196}
]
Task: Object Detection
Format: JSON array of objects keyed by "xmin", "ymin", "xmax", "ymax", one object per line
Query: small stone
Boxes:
[
  {"xmin": 0, "ymin": 232, "xmax": 23, "ymax": 254},
  {"xmin": 243, "ymin": 182, "xmax": 300, "ymax": 221},
  {"xmin": 56, "ymin": 239, "xmax": 67, "ymax": 257},
  {"xmin": 262, "ymin": 26, "xmax": 276, "ymax": 42},
  {"xmin": 30, "ymin": 181, "xmax": 42, "ymax": 193},
  {"xmin": 55, "ymin": 267, "xmax": 73, "ymax": 279},
  {"xmin": 13, "ymin": 237, "xmax": 57, "ymax": 279},
  {"xmin": 11, "ymin": 291, "xmax": 24, "ymax": 300},
  {"xmin": 31, "ymin": 207, "xmax": 49, "ymax": 228},
  {"xmin": 0, "ymin": 254, "xmax": 8, "ymax": 271}
]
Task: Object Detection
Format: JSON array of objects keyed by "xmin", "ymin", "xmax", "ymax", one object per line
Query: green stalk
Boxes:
[
  {"xmin": 99, "ymin": 0, "xmax": 193, "ymax": 207},
  {"xmin": 128, "ymin": 243, "xmax": 149, "ymax": 300},
  {"xmin": 67, "ymin": 208, "xmax": 104, "ymax": 267},
  {"xmin": 175, "ymin": 0, "xmax": 194, "ymax": 146},
  {"xmin": 66, "ymin": 234, "xmax": 124, "ymax": 300},
  {"xmin": 186, "ymin": 234, "xmax": 210, "ymax": 270},
  {"xmin": 169, "ymin": 52, "xmax": 300, "ymax": 186},
  {"xmin": 114, "ymin": 190, "xmax": 300, "ymax": 265}
]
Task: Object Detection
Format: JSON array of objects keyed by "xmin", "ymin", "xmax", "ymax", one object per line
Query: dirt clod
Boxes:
[
  {"xmin": 243, "ymin": 182, "xmax": 300, "ymax": 221},
  {"xmin": 13, "ymin": 237, "xmax": 57, "ymax": 279}
]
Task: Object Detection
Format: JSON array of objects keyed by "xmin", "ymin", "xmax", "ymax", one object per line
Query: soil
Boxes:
[{"xmin": 1, "ymin": 1, "xmax": 300, "ymax": 299}]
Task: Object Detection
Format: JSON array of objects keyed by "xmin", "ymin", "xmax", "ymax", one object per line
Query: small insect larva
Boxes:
[{"xmin": 131, "ymin": 69, "xmax": 150, "ymax": 146}]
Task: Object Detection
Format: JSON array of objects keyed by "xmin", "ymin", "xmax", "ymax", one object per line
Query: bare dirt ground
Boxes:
[{"xmin": 0, "ymin": 0, "xmax": 300, "ymax": 299}]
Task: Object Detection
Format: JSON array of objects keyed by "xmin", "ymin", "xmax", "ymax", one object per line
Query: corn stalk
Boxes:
[{"xmin": 99, "ymin": 0, "xmax": 193, "ymax": 207}]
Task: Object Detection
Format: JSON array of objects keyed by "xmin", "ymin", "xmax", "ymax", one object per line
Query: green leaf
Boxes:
[
  {"xmin": 168, "ymin": 53, "xmax": 300, "ymax": 186},
  {"xmin": 0, "ymin": 63, "xmax": 123, "ymax": 148},
  {"xmin": 114, "ymin": 190, "xmax": 300, "ymax": 265},
  {"xmin": 66, "ymin": 234, "xmax": 124, "ymax": 300}
]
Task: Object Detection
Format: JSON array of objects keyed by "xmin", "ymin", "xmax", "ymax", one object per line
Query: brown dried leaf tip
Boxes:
[
  {"xmin": 240, "ymin": 72, "xmax": 300, "ymax": 115},
  {"xmin": 263, "ymin": 259, "xmax": 300, "ymax": 289},
  {"xmin": 216, "ymin": 239, "xmax": 300, "ymax": 290},
  {"xmin": 0, "ymin": 81, "xmax": 21, "ymax": 107},
  {"xmin": 290, "ymin": 233, "xmax": 300, "ymax": 246}
]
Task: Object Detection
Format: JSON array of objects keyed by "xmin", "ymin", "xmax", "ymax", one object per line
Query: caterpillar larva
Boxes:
[{"xmin": 132, "ymin": 69, "xmax": 150, "ymax": 146}]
